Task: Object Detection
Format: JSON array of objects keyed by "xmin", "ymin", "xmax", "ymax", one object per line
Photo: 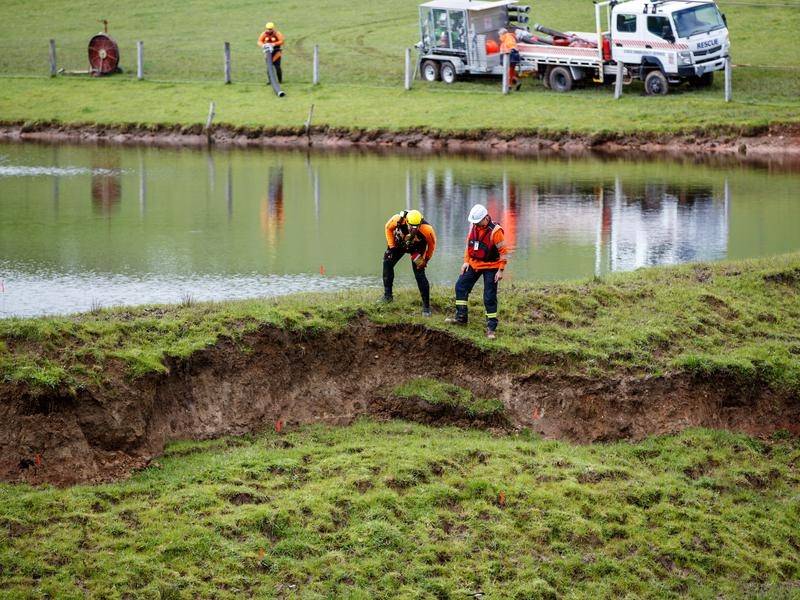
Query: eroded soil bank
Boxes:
[
  {"xmin": 1, "ymin": 322, "xmax": 797, "ymax": 486},
  {"xmin": 2, "ymin": 122, "xmax": 800, "ymax": 167}
]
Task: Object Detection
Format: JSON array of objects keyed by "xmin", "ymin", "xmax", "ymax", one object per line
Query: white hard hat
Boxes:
[{"xmin": 468, "ymin": 204, "xmax": 488, "ymax": 224}]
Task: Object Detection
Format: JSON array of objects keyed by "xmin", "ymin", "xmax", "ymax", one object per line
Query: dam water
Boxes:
[{"xmin": 1, "ymin": 142, "xmax": 798, "ymax": 317}]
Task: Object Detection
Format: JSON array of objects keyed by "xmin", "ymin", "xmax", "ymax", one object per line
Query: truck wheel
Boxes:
[
  {"xmin": 542, "ymin": 66, "xmax": 552, "ymax": 89},
  {"xmin": 422, "ymin": 60, "xmax": 440, "ymax": 82},
  {"xmin": 548, "ymin": 66, "xmax": 574, "ymax": 92},
  {"xmin": 689, "ymin": 72, "xmax": 714, "ymax": 88},
  {"xmin": 644, "ymin": 70, "xmax": 669, "ymax": 95},
  {"xmin": 440, "ymin": 62, "xmax": 457, "ymax": 84}
]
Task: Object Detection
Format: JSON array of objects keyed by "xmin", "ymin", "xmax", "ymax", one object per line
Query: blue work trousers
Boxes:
[{"xmin": 455, "ymin": 267, "xmax": 498, "ymax": 331}]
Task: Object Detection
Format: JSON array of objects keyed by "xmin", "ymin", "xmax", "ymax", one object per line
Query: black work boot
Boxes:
[
  {"xmin": 422, "ymin": 306, "xmax": 432, "ymax": 317},
  {"xmin": 378, "ymin": 295, "xmax": 393, "ymax": 304}
]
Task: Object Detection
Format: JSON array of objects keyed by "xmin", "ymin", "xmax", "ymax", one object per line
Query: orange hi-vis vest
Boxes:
[
  {"xmin": 464, "ymin": 220, "xmax": 508, "ymax": 271},
  {"xmin": 258, "ymin": 30, "xmax": 285, "ymax": 61},
  {"xmin": 385, "ymin": 212, "xmax": 437, "ymax": 261}
]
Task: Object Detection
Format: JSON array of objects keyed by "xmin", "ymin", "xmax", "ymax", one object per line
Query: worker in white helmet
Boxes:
[{"xmin": 445, "ymin": 204, "xmax": 509, "ymax": 339}]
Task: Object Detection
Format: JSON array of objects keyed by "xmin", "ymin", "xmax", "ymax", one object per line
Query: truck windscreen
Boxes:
[{"xmin": 673, "ymin": 5, "xmax": 725, "ymax": 38}]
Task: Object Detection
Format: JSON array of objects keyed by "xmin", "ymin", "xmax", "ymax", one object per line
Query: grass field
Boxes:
[
  {"xmin": 1, "ymin": 421, "xmax": 799, "ymax": 598},
  {"xmin": 0, "ymin": 0, "xmax": 798, "ymax": 134},
  {"xmin": 3, "ymin": 253, "xmax": 800, "ymax": 393}
]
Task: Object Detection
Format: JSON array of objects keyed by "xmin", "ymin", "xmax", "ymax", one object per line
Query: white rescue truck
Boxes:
[{"xmin": 417, "ymin": 0, "xmax": 730, "ymax": 95}]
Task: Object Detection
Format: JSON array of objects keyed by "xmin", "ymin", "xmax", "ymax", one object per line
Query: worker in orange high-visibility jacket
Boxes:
[
  {"xmin": 380, "ymin": 209, "xmax": 437, "ymax": 317},
  {"xmin": 446, "ymin": 203, "xmax": 509, "ymax": 339},
  {"xmin": 499, "ymin": 28, "xmax": 521, "ymax": 90},
  {"xmin": 258, "ymin": 22, "xmax": 285, "ymax": 83}
]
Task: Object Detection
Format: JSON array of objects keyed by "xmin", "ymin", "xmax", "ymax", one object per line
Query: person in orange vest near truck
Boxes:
[
  {"xmin": 380, "ymin": 209, "xmax": 437, "ymax": 317},
  {"xmin": 446, "ymin": 203, "xmax": 509, "ymax": 339},
  {"xmin": 499, "ymin": 27, "xmax": 521, "ymax": 91},
  {"xmin": 258, "ymin": 22, "xmax": 285, "ymax": 83}
]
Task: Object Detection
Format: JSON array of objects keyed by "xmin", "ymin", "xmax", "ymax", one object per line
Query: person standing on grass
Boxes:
[
  {"xmin": 380, "ymin": 209, "xmax": 437, "ymax": 317},
  {"xmin": 258, "ymin": 22, "xmax": 285, "ymax": 83},
  {"xmin": 446, "ymin": 203, "xmax": 509, "ymax": 339}
]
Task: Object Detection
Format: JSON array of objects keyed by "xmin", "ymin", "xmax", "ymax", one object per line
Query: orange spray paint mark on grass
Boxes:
[
  {"xmin": 275, "ymin": 420, "xmax": 284, "ymax": 434},
  {"xmin": 498, "ymin": 491, "xmax": 506, "ymax": 508}
]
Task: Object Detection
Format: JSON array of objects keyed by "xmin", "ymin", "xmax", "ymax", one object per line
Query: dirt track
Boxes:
[
  {"xmin": 1, "ymin": 323, "xmax": 797, "ymax": 486},
  {"xmin": 1, "ymin": 122, "xmax": 799, "ymax": 168}
]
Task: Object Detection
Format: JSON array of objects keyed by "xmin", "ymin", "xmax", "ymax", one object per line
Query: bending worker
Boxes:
[
  {"xmin": 499, "ymin": 27, "xmax": 521, "ymax": 90},
  {"xmin": 446, "ymin": 204, "xmax": 508, "ymax": 339},
  {"xmin": 381, "ymin": 209, "xmax": 436, "ymax": 317},
  {"xmin": 258, "ymin": 22, "xmax": 285, "ymax": 83}
]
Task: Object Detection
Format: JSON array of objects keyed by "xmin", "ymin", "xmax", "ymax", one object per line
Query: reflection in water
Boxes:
[
  {"xmin": 417, "ymin": 171, "xmax": 728, "ymax": 276},
  {"xmin": 138, "ymin": 149, "xmax": 146, "ymax": 217},
  {"xmin": 0, "ymin": 142, "xmax": 798, "ymax": 317},
  {"xmin": 90, "ymin": 150, "xmax": 122, "ymax": 216},
  {"xmin": 260, "ymin": 166, "xmax": 285, "ymax": 250}
]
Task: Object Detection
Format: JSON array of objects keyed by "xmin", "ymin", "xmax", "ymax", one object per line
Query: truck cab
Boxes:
[{"xmin": 609, "ymin": 0, "xmax": 729, "ymax": 92}]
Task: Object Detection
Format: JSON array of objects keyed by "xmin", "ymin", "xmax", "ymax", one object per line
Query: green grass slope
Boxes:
[
  {"xmin": 0, "ymin": 0, "xmax": 798, "ymax": 134},
  {"xmin": 1, "ymin": 422, "xmax": 798, "ymax": 598},
  {"xmin": 2, "ymin": 254, "xmax": 800, "ymax": 393}
]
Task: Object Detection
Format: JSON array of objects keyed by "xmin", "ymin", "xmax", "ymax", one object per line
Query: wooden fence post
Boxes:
[
  {"xmin": 224, "ymin": 42, "xmax": 231, "ymax": 84},
  {"xmin": 205, "ymin": 101, "xmax": 215, "ymax": 145},
  {"xmin": 49, "ymin": 39, "xmax": 57, "ymax": 77},
  {"xmin": 137, "ymin": 41, "xmax": 144, "ymax": 80},
  {"xmin": 304, "ymin": 103, "xmax": 315, "ymax": 145}
]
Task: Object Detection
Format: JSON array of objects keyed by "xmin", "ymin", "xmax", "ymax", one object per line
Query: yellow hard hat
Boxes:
[
  {"xmin": 406, "ymin": 209, "xmax": 423, "ymax": 226},
  {"xmin": 265, "ymin": 22, "xmax": 275, "ymax": 30}
]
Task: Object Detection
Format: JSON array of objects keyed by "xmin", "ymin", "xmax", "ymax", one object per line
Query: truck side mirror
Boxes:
[{"xmin": 722, "ymin": 13, "xmax": 727, "ymax": 25}]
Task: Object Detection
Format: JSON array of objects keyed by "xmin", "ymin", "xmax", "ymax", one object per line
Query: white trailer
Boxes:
[
  {"xmin": 417, "ymin": 0, "xmax": 529, "ymax": 83},
  {"xmin": 417, "ymin": 0, "xmax": 731, "ymax": 95}
]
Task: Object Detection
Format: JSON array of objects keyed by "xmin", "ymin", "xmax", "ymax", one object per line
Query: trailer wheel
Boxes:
[
  {"xmin": 689, "ymin": 72, "xmax": 714, "ymax": 88},
  {"xmin": 644, "ymin": 70, "xmax": 669, "ymax": 95},
  {"xmin": 440, "ymin": 62, "xmax": 457, "ymax": 84},
  {"xmin": 548, "ymin": 66, "xmax": 574, "ymax": 92},
  {"xmin": 422, "ymin": 60, "xmax": 440, "ymax": 82}
]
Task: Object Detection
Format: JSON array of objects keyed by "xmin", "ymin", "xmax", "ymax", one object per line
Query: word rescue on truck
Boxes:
[{"xmin": 415, "ymin": 0, "xmax": 730, "ymax": 95}]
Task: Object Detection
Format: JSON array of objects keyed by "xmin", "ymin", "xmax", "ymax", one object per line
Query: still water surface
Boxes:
[{"xmin": 1, "ymin": 143, "xmax": 799, "ymax": 317}]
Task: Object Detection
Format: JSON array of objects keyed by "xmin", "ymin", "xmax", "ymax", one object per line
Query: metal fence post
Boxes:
[
  {"xmin": 614, "ymin": 61, "xmax": 624, "ymax": 99},
  {"xmin": 502, "ymin": 53, "xmax": 509, "ymax": 94},
  {"xmin": 137, "ymin": 41, "xmax": 144, "ymax": 80},
  {"xmin": 224, "ymin": 42, "xmax": 231, "ymax": 84},
  {"xmin": 49, "ymin": 39, "xmax": 57, "ymax": 77},
  {"xmin": 313, "ymin": 45, "xmax": 319, "ymax": 85},
  {"xmin": 724, "ymin": 56, "xmax": 732, "ymax": 102},
  {"xmin": 404, "ymin": 48, "xmax": 412, "ymax": 90}
]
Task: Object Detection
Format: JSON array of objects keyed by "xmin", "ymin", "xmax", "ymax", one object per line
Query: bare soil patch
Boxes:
[{"xmin": 1, "ymin": 322, "xmax": 797, "ymax": 485}]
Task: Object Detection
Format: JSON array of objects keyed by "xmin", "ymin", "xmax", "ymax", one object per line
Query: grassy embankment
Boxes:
[
  {"xmin": 1, "ymin": 421, "xmax": 799, "ymax": 598},
  {"xmin": 0, "ymin": 0, "xmax": 798, "ymax": 135},
  {"xmin": 2, "ymin": 253, "xmax": 800, "ymax": 393}
]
